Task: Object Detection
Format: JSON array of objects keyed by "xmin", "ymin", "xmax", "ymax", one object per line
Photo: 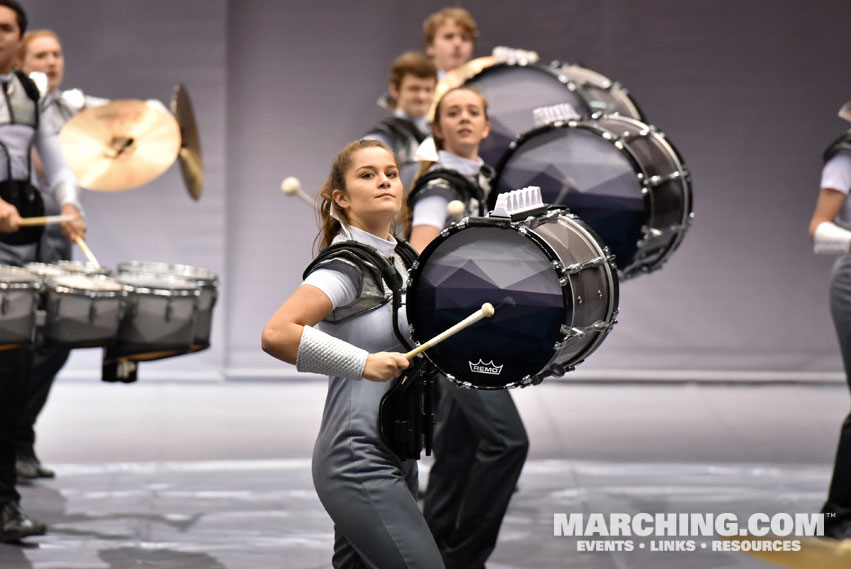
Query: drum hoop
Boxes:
[{"xmin": 406, "ymin": 215, "xmax": 572, "ymax": 389}]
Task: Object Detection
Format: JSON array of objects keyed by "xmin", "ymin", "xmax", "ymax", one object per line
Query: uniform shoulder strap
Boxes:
[
  {"xmin": 13, "ymin": 70, "xmax": 40, "ymax": 103},
  {"xmin": 407, "ymin": 168, "xmax": 483, "ymax": 209},
  {"xmin": 824, "ymin": 131, "xmax": 851, "ymax": 162},
  {"xmin": 303, "ymin": 241, "xmax": 401, "ymax": 293}
]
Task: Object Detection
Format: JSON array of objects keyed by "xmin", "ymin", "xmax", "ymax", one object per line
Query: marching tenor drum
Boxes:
[
  {"xmin": 491, "ymin": 114, "xmax": 693, "ymax": 277},
  {"xmin": 0, "ymin": 266, "xmax": 41, "ymax": 349},
  {"xmin": 25, "ymin": 262, "xmax": 124, "ymax": 348},
  {"xmin": 116, "ymin": 261, "xmax": 218, "ymax": 350},
  {"xmin": 110, "ymin": 273, "xmax": 201, "ymax": 361},
  {"xmin": 406, "ymin": 208, "xmax": 618, "ymax": 389}
]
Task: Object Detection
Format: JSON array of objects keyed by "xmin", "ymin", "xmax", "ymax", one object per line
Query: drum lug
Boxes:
[
  {"xmin": 0, "ymin": 294, "xmax": 6, "ymax": 316},
  {"xmin": 88, "ymin": 300, "xmax": 97, "ymax": 323},
  {"xmin": 165, "ymin": 299, "xmax": 173, "ymax": 322}
]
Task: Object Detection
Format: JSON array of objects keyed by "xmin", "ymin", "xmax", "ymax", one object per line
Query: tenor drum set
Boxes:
[{"xmin": 0, "ymin": 84, "xmax": 217, "ymax": 382}]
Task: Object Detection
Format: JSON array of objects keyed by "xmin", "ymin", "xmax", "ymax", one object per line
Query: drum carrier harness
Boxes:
[
  {"xmin": 0, "ymin": 71, "xmax": 46, "ymax": 246},
  {"xmin": 824, "ymin": 130, "xmax": 851, "ymax": 162},
  {"xmin": 407, "ymin": 168, "xmax": 488, "ymax": 217},
  {"xmin": 303, "ymin": 239, "xmax": 436, "ymax": 460}
]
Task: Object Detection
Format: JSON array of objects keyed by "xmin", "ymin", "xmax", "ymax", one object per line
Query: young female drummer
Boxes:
[
  {"xmin": 406, "ymin": 87, "xmax": 529, "ymax": 569},
  {"xmin": 262, "ymin": 140, "xmax": 445, "ymax": 568}
]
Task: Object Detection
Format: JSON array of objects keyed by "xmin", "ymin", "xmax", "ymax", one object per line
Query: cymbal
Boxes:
[
  {"xmin": 59, "ymin": 100, "xmax": 181, "ymax": 191},
  {"xmin": 171, "ymin": 84, "xmax": 203, "ymax": 201},
  {"xmin": 733, "ymin": 536, "xmax": 851, "ymax": 569},
  {"xmin": 429, "ymin": 56, "xmax": 495, "ymax": 122}
]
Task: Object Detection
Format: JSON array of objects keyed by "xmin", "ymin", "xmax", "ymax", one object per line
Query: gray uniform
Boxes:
[
  {"xmin": 822, "ymin": 145, "xmax": 851, "ymax": 537},
  {"xmin": 0, "ymin": 74, "xmax": 81, "ymax": 266},
  {"xmin": 411, "ymin": 157, "xmax": 529, "ymax": 569},
  {"xmin": 306, "ymin": 228, "xmax": 444, "ymax": 569}
]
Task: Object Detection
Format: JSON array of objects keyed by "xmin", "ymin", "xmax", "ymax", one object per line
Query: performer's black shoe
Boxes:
[
  {"xmin": 0, "ymin": 501, "xmax": 46, "ymax": 543},
  {"xmin": 16, "ymin": 456, "xmax": 55, "ymax": 480}
]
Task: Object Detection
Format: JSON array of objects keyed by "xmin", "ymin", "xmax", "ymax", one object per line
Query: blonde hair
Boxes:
[
  {"xmin": 316, "ymin": 139, "xmax": 401, "ymax": 251},
  {"xmin": 16, "ymin": 29, "xmax": 60, "ymax": 67},
  {"xmin": 423, "ymin": 7, "xmax": 478, "ymax": 47}
]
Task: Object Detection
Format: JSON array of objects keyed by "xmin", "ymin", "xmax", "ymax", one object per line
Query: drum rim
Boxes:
[
  {"xmin": 406, "ymin": 215, "xmax": 572, "ymax": 389},
  {"xmin": 551, "ymin": 60, "xmax": 647, "ymax": 121},
  {"xmin": 462, "ymin": 60, "xmax": 594, "ymax": 116},
  {"xmin": 47, "ymin": 274, "xmax": 127, "ymax": 297},
  {"xmin": 117, "ymin": 260, "xmax": 218, "ymax": 284},
  {"xmin": 0, "ymin": 266, "xmax": 42, "ymax": 289}
]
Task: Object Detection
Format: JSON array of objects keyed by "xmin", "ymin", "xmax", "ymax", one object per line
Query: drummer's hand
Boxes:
[
  {"xmin": 363, "ymin": 352, "xmax": 409, "ymax": 382},
  {"xmin": 60, "ymin": 204, "xmax": 86, "ymax": 241},
  {"xmin": 0, "ymin": 198, "xmax": 21, "ymax": 233}
]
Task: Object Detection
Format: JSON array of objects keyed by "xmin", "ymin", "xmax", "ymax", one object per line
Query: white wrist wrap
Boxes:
[
  {"xmin": 814, "ymin": 221, "xmax": 851, "ymax": 255},
  {"xmin": 296, "ymin": 325, "xmax": 368, "ymax": 380}
]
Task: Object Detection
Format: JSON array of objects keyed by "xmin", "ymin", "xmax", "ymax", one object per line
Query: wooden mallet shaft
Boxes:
[
  {"xmin": 405, "ymin": 303, "xmax": 495, "ymax": 360},
  {"xmin": 18, "ymin": 214, "xmax": 75, "ymax": 227},
  {"xmin": 73, "ymin": 236, "xmax": 100, "ymax": 269}
]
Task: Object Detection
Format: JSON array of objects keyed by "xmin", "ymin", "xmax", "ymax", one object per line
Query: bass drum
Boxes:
[
  {"xmin": 551, "ymin": 61, "xmax": 645, "ymax": 121},
  {"xmin": 491, "ymin": 114, "xmax": 693, "ymax": 277},
  {"xmin": 406, "ymin": 210, "xmax": 618, "ymax": 389},
  {"xmin": 458, "ymin": 61, "xmax": 592, "ymax": 165}
]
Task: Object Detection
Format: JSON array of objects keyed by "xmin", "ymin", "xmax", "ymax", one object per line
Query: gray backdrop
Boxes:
[{"xmin": 26, "ymin": 0, "xmax": 851, "ymax": 381}]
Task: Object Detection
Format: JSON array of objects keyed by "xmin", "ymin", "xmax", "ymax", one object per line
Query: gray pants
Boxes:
[
  {"xmin": 824, "ymin": 254, "xmax": 851, "ymax": 529},
  {"xmin": 423, "ymin": 381, "xmax": 529, "ymax": 569},
  {"xmin": 314, "ymin": 455, "xmax": 445, "ymax": 569}
]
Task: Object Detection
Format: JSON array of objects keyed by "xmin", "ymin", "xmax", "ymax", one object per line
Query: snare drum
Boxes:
[
  {"xmin": 112, "ymin": 273, "xmax": 200, "ymax": 360},
  {"xmin": 406, "ymin": 210, "xmax": 618, "ymax": 389},
  {"xmin": 458, "ymin": 61, "xmax": 592, "ymax": 164},
  {"xmin": 116, "ymin": 261, "xmax": 218, "ymax": 350},
  {"xmin": 0, "ymin": 266, "xmax": 40, "ymax": 349},
  {"xmin": 41, "ymin": 273, "xmax": 125, "ymax": 348},
  {"xmin": 491, "ymin": 115, "xmax": 693, "ymax": 277}
]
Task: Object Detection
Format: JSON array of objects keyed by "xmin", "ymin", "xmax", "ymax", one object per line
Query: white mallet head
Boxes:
[
  {"xmin": 281, "ymin": 176, "xmax": 302, "ymax": 196},
  {"xmin": 481, "ymin": 302, "xmax": 495, "ymax": 317},
  {"xmin": 447, "ymin": 200, "xmax": 466, "ymax": 217}
]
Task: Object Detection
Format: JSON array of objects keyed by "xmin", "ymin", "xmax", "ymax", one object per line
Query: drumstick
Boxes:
[
  {"xmin": 18, "ymin": 214, "xmax": 75, "ymax": 227},
  {"xmin": 73, "ymin": 236, "xmax": 100, "ymax": 268},
  {"xmin": 405, "ymin": 303, "xmax": 495, "ymax": 360},
  {"xmin": 280, "ymin": 176, "xmax": 315, "ymax": 208}
]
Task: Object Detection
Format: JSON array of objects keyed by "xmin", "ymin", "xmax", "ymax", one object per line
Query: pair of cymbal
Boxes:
[{"xmin": 59, "ymin": 84, "xmax": 203, "ymax": 199}]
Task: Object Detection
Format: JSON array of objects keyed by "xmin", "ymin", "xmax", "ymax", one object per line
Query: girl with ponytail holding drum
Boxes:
[
  {"xmin": 261, "ymin": 140, "xmax": 445, "ymax": 569},
  {"xmin": 407, "ymin": 87, "xmax": 529, "ymax": 569}
]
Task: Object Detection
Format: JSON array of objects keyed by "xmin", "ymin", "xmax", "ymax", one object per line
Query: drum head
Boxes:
[
  {"xmin": 494, "ymin": 125, "xmax": 646, "ymax": 272},
  {"xmin": 407, "ymin": 223, "xmax": 567, "ymax": 388},
  {"xmin": 463, "ymin": 63, "xmax": 591, "ymax": 165}
]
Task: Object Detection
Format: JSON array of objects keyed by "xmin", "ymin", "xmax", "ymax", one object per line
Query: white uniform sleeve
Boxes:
[
  {"xmin": 821, "ymin": 152, "xmax": 851, "ymax": 194},
  {"xmin": 411, "ymin": 194, "xmax": 449, "ymax": 229},
  {"xmin": 34, "ymin": 131, "xmax": 82, "ymax": 211},
  {"xmin": 302, "ymin": 267, "xmax": 359, "ymax": 310}
]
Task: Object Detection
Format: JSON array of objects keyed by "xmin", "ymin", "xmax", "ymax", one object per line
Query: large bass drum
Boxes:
[
  {"xmin": 491, "ymin": 114, "xmax": 693, "ymax": 277},
  {"xmin": 406, "ymin": 209, "xmax": 618, "ymax": 389},
  {"xmin": 457, "ymin": 61, "xmax": 591, "ymax": 165},
  {"xmin": 453, "ymin": 59, "xmax": 644, "ymax": 165}
]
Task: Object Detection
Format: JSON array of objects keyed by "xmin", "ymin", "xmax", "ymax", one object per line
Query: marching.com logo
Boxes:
[
  {"xmin": 469, "ymin": 359, "xmax": 503, "ymax": 375},
  {"xmin": 554, "ymin": 512, "xmax": 824, "ymax": 553}
]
